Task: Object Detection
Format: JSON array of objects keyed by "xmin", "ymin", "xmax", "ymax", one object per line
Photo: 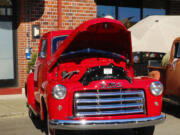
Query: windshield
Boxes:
[{"xmin": 52, "ymin": 35, "xmax": 68, "ymax": 54}]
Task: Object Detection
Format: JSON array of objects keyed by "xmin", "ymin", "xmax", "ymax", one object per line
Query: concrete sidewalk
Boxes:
[{"xmin": 0, "ymin": 94, "xmax": 28, "ymax": 118}]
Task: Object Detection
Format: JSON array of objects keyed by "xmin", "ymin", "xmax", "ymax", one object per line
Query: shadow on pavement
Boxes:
[
  {"xmin": 29, "ymin": 115, "xmax": 45, "ymax": 133},
  {"xmin": 29, "ymin": 115, "xmax": 134, "ymax": 135},
  {"xmin": 56, "ymin": 129, "xmax": 134, "ymax": 135},
  {"xmin": 162, "ymin": 101, "xmax": 180, "ymax": 119}
]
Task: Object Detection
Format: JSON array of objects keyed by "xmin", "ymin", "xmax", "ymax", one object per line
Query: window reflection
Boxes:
[
  {"xmin": 7, "ymin": 8, "xmax": 12, "ymax": 16},
  {"xmin": 98, "ymin": 5, "xmax": 166, "ymax": 22},
  {"xmin": 118, "ymin": 7, "xmax": 140, "ymax": 22},
  {"xmin": 97, "ymin": 5, "xmax": 115, "ymax": 18},
  {"xmin": 0, "ymin": 8, "xmax": 6, "ymax": 16},
  {"xmin": 143, "ymin": 8, "xmax": 166, "ymax": 18},
  {"xmin": 52, "ymin": 36, "xmax": 68, "ymax": 54},
  {"xmin": 174, "ymin": 43, "xmax": 180, "ymax": 58}
]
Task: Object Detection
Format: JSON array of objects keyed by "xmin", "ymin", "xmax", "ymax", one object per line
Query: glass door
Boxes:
[
  {"xmin": 0, "ymin": 21, "xmax": 14, "ymax": 79},
  {"xmin": 0, "ymin": 0, "xmax": 16, "ymax": 86}
]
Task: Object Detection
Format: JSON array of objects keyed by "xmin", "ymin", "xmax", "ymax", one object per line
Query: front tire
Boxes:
[{"xmin": 133, "ymin": 126, "xmax": 155, "ymax": 135}]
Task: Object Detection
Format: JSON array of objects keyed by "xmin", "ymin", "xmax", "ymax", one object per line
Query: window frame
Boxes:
[
  {"xmin": 51, "ymin": 35, "xmax": 68, "ymax": 55},
  {"xmin": 174, "ymin": 42, "xmax": 180, "ymax": 58}
]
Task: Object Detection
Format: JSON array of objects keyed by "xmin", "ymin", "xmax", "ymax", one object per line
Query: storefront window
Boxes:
[
  {"xmin": 7, "ymin": 8, "xmax": 12, "ymax": 16},
  {"xmin": 0, "ymin": 21, "xmax": 14, "ymax": 79},
  {"xmin": 0, "ymin": 8, "xmax": 6, "ymax": 15},
  {"xmin": 118, "ymin": 7, "xmax": 140, "ymax": 22},
  {"xmin": 143, "ymin": 8, "xmax": 166, "ymax": 18},
  {"xmin": 97, "ymin": 5, "xmax": 115, "ymax": 18},
  {"xmin": 97, "ymin": 3, "xmax": 166, "ymax": 26}
]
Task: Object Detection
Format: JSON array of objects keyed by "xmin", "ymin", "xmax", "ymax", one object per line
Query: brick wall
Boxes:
[
  {"xmin": 17, "ymin": 0, "xmax": 59, "ymax": 88},
  {"xmin": 17, "ymin": 0, "xmax": 97, "ymax": 88},
  {"xmin": 17, "ymin": 0, "xmax": 28, "ymax": 88},
  {"xmin": 61, "ymin": 0, "xmax": 97, "ymax": 30}
]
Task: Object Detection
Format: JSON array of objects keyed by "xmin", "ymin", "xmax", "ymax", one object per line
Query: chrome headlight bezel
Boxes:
[
  {"xmin": 150, "ymin": 81, "xmax": 163, "ymax": 96},
  {"xmin": 133, "ymin": 55, "xmax": 140, "ymax": 63},
  {"xmin": 52, "ymin": 84, "xmax": 67, "ymax": 100}
]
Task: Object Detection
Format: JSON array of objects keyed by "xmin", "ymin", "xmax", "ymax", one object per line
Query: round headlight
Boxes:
[
  {"xmin": 150, "ymin": 81, "xmax": 163, "ymax": 96},
  {"xmin": 52, "ymin": 84, "xmax": 67, "ymax": 99}
]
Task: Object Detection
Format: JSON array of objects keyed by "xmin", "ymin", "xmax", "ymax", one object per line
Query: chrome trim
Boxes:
[
  {"xmin": 77, "ymin": 103, "xmax": 143, "ymax": 110},
  {"xmin": 75, "ymin": 91, "xmax": 144, "ymax": 97},
  {"xmin": 49, "ymin": 114, "xmax": 165, "ymax": 130},
  {"xmin": 76, "ymin": 97, "xmax": 143, "ymax": 104},
  {"xmin": 74, "ymin": 90, "xmax": 145, "ymax": 117},
  {"xmin": 76, "ymin": 109, "xmax": 144, "ymax": 117}
]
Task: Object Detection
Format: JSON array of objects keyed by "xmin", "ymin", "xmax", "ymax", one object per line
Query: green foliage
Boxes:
[
  {"xmin": 27, "ymin": 53, "xmax": 37, "ymax": 73},
  {"xmin": 161, "ymin": 52, "xmax": 170, "ymax": 67}
]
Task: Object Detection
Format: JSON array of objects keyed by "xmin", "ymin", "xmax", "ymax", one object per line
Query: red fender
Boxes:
[{"xmin": 26, "ymin": 73, "xmax": 35, "ymax": 108}]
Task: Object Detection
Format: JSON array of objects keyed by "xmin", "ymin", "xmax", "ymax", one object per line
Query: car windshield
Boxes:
[{"xmin": 52, "ymin": 35, "xmax": 68, "ymax": 54}]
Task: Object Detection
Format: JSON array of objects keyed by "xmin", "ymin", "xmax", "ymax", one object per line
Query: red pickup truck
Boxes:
[{"xmin": 25, "ymin": 18, "xmax": 165, "ymax": 135}]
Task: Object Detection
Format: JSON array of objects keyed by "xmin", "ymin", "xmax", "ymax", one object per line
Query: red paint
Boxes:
[{"xmin": 25, "ymin": 18, "xmax": 163, "ymax": 130}]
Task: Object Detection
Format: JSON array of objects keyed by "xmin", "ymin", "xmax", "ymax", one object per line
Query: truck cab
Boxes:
[{"xmin": 26, "ymin": 18, "xmax": 165, "ymax": 135}]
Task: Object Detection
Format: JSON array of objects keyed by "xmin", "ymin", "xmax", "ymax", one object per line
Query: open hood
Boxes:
[{"xmin": 48, "ymin": 18, "xmax": 132, "ymax": 70}]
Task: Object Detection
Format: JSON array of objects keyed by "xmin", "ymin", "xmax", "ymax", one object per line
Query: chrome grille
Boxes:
[{"xmin": 74, "ymin": 89, "xmax": 146, "ymax": 117}]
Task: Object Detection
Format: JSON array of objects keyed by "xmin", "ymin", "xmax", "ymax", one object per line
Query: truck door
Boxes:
[
  {"xmin": 34, "ymin": 39, "xmax": 47, "ymax": 102},
  {"xmin": 166, "ymin": 41, "xmax": 180, "ymax": 96}
]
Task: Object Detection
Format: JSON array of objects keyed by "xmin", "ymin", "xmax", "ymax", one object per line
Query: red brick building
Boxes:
[{"xmin": 0, "ymin": 0, "xmax": 179, "ymax": 94}]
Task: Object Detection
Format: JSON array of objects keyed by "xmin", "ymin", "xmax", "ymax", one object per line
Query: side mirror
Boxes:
[{"xmin": 38, "ymin": 51, "xmax": 46, "ymax": 59}]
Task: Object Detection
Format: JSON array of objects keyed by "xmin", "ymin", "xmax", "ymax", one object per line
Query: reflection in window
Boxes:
[
  {"xmin": 40, "ymin": 40, "xmax": 47, "ymax": 58},
  {"xmin": 52, "ymin": 36, "xmax": 68, "ymax": 54},
  {"xmin": 97, "ymin": 5, "xmax": 115, "ymax": 18},
  {"xmin": 7, "ymin": 8, "xmax": 12, "ymax": 16},
  {"xmin": 118, "ymin": 7, "xmax": 140, "ymax": 22},
  {"xmin": 143, "ymin": 8, "xmax": 166, "ymax": 18},
  {"xmin": 175, "ymin": 43, "xmax": 180, "ymax": 58},
  {"xmin": 0, "ymin": 8, "xmax": 6, "ymax": 15}
]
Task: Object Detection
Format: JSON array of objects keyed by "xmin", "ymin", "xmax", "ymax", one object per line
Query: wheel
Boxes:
[
  {"xmin": 45, "ymin": 114, "xmax": 57, "ymax": 135},
  {"xmin": 133, "ymin": 126, "xmax": 155, "ymax": 135}
]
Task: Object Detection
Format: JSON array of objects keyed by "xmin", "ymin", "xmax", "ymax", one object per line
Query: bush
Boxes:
[{"xmin": 27, "ymin": 53, "xmax": 37, "ymax": 73}]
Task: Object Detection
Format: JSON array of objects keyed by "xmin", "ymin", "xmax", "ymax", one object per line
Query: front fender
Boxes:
[{"xmin": 26, "ymin": 73, "xmax": 35, "ymax": 107}]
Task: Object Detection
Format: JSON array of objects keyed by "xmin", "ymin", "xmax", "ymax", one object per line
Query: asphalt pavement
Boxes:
[
  {"xmin": 1, "ymin": 94, "xmax": 180, "ymax": 135},
  {"xmin": 0, "ymin": 94, "xmax": 27, "ymax": 119}
]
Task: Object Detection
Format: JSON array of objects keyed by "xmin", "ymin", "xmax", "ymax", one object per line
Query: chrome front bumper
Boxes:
[{"xmin": 49, "ymin": 114, "xmax": 165, "ymax": 130}]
